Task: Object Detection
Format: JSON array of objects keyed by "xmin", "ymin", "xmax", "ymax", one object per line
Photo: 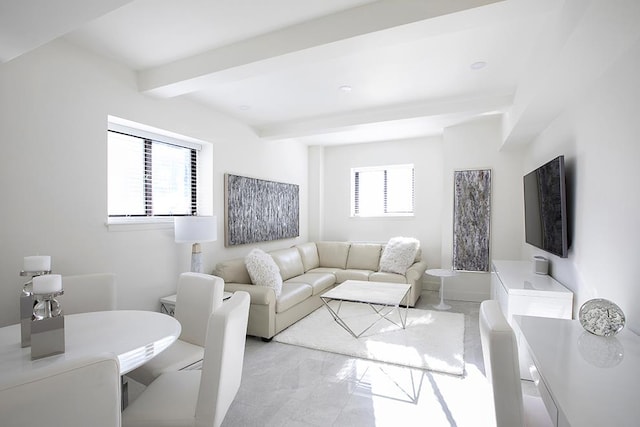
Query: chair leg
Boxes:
[{"xmin": 121, "ymin": 376, "xmax": 128, "ymax": 410}]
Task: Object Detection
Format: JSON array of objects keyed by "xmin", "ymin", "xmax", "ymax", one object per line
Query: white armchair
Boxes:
[
  {"xmin": 0, "ymin": 354, "xmax": 121, "ymax": 427},
  {"xmin": 127, "ymin": 272, "xmax": 224, "ymax": 385},
  {"xmin": 479, "ymin": 300, "xmax": 553, "ymax": 427},
  {"xmin": 60, "ymin": 273, "xmax": 117, "ymax": 314},
  {"xmin": 122, "ymin": 291, "xmax": 250, "ymax": 427}
]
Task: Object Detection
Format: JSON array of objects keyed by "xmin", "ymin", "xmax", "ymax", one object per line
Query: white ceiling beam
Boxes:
[
  {"xmin": 257, "ymin": 93, "xmax": 513, "ymax": 140},
  {"xmin": 137, "ymin": 0, "xmax": 504, "ymax": 97}
]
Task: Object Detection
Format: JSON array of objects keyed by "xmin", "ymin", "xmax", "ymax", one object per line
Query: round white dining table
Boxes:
[{"xmin": 0, "ymin": 310, "xmax": 181, "ymax": 387}]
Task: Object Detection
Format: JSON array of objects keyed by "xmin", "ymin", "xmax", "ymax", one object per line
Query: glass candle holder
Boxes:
[{"xmin": 32, "ymin": 292, "xmax": 63, "ymax": 320}]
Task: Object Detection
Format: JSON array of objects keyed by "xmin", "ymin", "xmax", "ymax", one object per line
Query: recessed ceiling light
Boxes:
[
  {"xmin": 238, "ymin": 105, "xmax": 251, "ymax": 111},
  {"xmin": 470, "ymin": 61, "xmax": 487, "ymax": 70},
  {"xmin": 339, "ymin": 85, "xmax": 353, "ymax": 92}
]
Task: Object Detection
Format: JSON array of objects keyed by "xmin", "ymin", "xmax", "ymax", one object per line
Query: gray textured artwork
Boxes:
[
  {"xmin": 453, "ymin": 169, "xmax": 491, "ymax": 272},
  {"xmin": 225, "ymin": 174, "xmax": 299, "ymax": 246}
]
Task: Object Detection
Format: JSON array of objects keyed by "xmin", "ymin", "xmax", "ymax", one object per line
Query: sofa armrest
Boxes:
[
  {"xmin": 223, "ymin": 283, "xmax": 275, "ymax": 306},
  {"xmin": 406, "ymin": 260, "xmax": 428, "ymax": 283}
]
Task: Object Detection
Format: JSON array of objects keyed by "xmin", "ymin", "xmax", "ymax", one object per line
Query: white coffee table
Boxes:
[
  {"xmin": 426, "ymin": 268, "xmax": 459, "ymax": 310},
  {"xmin": 320, "ymin": 280, "xmax": 410, "ymax": 338}
]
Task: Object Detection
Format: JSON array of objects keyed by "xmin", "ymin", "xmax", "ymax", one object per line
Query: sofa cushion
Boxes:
[
  {"xmin": 295, "ymin": 243, "xmax": 320, "ymax": 272},
  {"xmin": 369, "ymin": 271, "xmax": 408, "ymax": 284},
  {"xmin": 245, "ymin": 249, "xmax": 283, "ymax": 297},
  {"xmin": 276, "ymin": 282, "xmax": 313, "ymax": 313},
  {"xmin": 316, "ymin": 241, "xmax": 350, "ymax": 269},
  {"xmin": 334, "ymin": 269, "xmax": 372, "ymax": 283},
  {"xmin": 270, "ymin": 248, "xmax": 305, "ymax": 281},
  {"xmin": 286, "ymin": 273, "xmax": 335, "ymax": 295},
  {"xmin": 379, "ymin": 237, "xmax": 420, "ymax": 274},
  {"xmin": 346, "ymin": 243, "xmax": 382, "ymax": 271},
  {"xmin": 213, "ymin": 257, "xmax": 251, "ymax": 284},
  {"xmin": 307, "ymin": 267, "xmax": 341, "ymax": 276}
]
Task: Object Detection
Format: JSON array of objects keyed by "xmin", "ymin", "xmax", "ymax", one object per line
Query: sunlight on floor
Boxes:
[{"xmin": 356, "ymin": 362, "xmax": 496, "ymax": 427}]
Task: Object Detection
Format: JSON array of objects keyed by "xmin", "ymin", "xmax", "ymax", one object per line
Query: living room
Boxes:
[{"xmin": 1, "ymin": 0, "xmax": 639, "ymax": 425}]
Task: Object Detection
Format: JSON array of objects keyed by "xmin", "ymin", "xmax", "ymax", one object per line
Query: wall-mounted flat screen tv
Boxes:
[{"xmin": 523, "ymin": 155, "xmax": 569, "ymax": 258}]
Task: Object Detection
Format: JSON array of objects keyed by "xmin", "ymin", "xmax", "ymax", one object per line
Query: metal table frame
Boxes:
[{"xmin": 320, "ymin": 280, "xmax": 411, "ymax": 338}]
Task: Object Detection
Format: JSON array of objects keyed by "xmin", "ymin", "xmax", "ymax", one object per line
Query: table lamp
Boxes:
[{"xmin": 174, "ymin": 216, "xmax": 217, "ymax": 273}]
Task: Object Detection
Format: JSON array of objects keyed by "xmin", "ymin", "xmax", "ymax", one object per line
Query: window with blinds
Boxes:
[
  {"xmin": 351, "ymin": 164, "xmax": 414, "ymax": 217},
  {"xmin": 107, "ymin": 127, "xmax": 198, "ymax": 218}
]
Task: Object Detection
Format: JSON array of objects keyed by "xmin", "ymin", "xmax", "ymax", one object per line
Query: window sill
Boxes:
[
  {"xmin": 106, "ymin": 217, "xmax": 174, "ymax": 232},
  {"xmin": 350, "ymin": 214, "xmax": 415, "ymax": 220}
]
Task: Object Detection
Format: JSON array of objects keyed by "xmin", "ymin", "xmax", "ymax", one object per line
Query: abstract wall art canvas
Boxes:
[
  {"xmin": 453, "ymin": 169, "xmax": 492, "ymax": 272},
  {"xmin": 224, "ymin": 174, "xmax": 299, "ymax": 246}
]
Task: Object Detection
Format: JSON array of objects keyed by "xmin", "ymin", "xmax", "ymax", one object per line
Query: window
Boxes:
[
  {"xmin": 108, "ymin": 123, "xmax": 199, "ymax": 220},
  {"xmin": 351, "ymin": 164, "xmax": 414, "ymax": 217}
]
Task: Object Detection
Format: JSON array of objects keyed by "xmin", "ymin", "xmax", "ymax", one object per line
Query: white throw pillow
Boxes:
[
  {"xmin": 379, "ymin": 237, "xmax": 420, "ymax": 274},
  {"xmin": 245, "ymin": 249, "xmax": 283, "ymax": 297}
]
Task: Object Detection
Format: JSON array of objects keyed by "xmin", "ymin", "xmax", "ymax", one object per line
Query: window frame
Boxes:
[
  {"xmin": 107, "ymin": 121, "xmax": 201, "ymax": 226},
  {"xmin": 350, "ymin": 164, "xmax": 415, "ymax": 218}
]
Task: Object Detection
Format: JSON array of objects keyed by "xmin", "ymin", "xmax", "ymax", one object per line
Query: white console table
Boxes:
[
  {"xmin": 516, "ymin": 315, "xmax": 640, "ymax": 426},
  {"xmin": 491, "ymin": 260, "xmax": 573, "ymax": 379}
]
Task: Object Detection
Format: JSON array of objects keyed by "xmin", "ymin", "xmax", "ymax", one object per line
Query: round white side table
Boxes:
[{"xmin": 426, "ymin": 268, "xmax": 459, "ymax": 310}]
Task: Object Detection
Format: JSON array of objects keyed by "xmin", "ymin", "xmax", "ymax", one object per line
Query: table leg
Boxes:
[{"xmin": 433, "ymin": 277, "xmax": 451, "ymax": 310}]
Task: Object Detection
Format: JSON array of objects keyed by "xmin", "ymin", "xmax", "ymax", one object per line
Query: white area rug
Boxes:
[{"xmin": 273, "ymin": 302, "xmax": 465, "ymax": 376}]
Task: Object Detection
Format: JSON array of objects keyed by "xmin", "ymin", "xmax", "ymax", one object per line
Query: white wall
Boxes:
[
  {"xmin": 522, "ymin": 38, "xmax": 640, "ymax": 333},
  {"xmin": 441, "ymin": 115, "xmax": 525, "ymax": 301},
  {"xmin": 0, "ymin": 40, "xmax": 308, "ymax": 327},
  {"xmin": 318, "ymin": 137, "xmax": 444, "ymax": 272},
  {"xmin": 316, "ymin": 121, "xmax": 524, "ymax": 302},
  {"xmin": 307, "ymin": 146, "xmax": 324, "ymax": 242}
]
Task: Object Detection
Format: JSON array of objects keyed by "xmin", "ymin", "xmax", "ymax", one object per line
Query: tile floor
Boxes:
[
  {"xmin": 128, "ymin": 291, "xmax": 537, "ymax": 426},
  {"xmin": 224, "ymin": 291, "xmax": 496, "ymax": 427}
]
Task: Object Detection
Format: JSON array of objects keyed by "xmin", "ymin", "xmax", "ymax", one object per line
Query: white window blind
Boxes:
[
  {"xmin": 351, "ymin": 164, "xmax": 414, "ymax": 217},
  {"xmin": 108, "ymin": 127, "xmax": 197, "ymax": 218}
]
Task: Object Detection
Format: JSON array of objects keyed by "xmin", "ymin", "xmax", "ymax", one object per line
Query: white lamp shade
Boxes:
[{"xmin": 174, "ymin": 216, "xmax": 217, "ymax": 243}]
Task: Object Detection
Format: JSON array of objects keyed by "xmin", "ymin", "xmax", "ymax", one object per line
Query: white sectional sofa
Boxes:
[{"xmin": 213, "ymin": 241, "xmax": 427, "ymax": 340}]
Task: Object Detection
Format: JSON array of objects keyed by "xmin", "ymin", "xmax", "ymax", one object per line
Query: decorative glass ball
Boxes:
[{"xmin": 579, "ymin": 298, "xmax": 625, "ymax": 337}]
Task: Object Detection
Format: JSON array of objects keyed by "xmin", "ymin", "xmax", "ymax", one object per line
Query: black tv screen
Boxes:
[{"xmin": 523, "ymin": 155, "xmax": 568, "ymax": 258}]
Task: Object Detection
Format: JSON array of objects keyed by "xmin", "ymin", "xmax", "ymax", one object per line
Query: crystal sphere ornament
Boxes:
[{"xmin": 579, "ymin": 298, "xmax": 625, "ymax": 337}]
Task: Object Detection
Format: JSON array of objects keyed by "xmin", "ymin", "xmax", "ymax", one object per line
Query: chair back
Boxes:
[
  {"xmin": 479, "ymin": 300, "xmax": 524, "ymax": 427},
  {"xmin": 175, "ymin": 272, "xmax": 225, "ymax": 346},
  {"xmin": 60, "ymin": 273, "xmax": 117, "ymax": 314},
  {"xmin": 0, "ymin": 354, "xmax": 121, "ymax": 427},
  {"xmin": 196, "ymin": 291, "xmax": 250, "ymax": 427}
]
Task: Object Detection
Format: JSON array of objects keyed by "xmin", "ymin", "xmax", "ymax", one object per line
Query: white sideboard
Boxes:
[
  {"xmin": 516, "ymin": 315, "xmax": 640, "ymax": 426},
  {"xmin": 491, "ymin": 260, "xmax": 574, "ymax": 379}
]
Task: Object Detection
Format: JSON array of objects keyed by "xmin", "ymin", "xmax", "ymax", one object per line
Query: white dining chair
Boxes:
[
  {"xmin": 127, "ymin": 272, "xmax": 225, "ymax": 386},
  {"xmin": 479, "ymin": 300, "xmax": 553, "ymax": 427},
  {"xmin": 60, "ymin": 273, "xmax": 117, "ymax": 314},
  {"xmin": 122, "ymin": 291, "xmax": 250, "ymax": 427},
  {"xmin": 0, "ymin": 353, "xmax": 121, "ymax": 427}
]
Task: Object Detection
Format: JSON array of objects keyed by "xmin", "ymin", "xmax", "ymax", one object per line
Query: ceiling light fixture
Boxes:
[
  {"xmin": 238, "ymin": 105, "xmax": 251, "ymax": 111},
  {"xmin": 470, "ymin": 61, "xmax": 487, "ymax": 70},
  {"xmin": 339, "ymin": 85, "xmax": 353, "ymax": 92}
]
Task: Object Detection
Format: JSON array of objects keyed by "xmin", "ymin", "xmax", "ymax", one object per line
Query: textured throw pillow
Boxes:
[
  {"xmin": 379, "ymin": 237, "xmax": 420, "ymax": 274},
  {"xmin": 245, "ymin": 249, "xmax": 283, "ymax": 297}
]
